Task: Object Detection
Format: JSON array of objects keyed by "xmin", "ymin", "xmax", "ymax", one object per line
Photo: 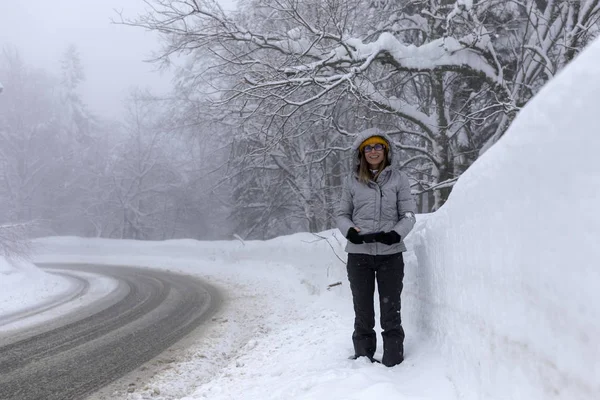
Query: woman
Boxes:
[{"xmin": 336, "ymin": 129, "xmax": 416, "ymax": 367}]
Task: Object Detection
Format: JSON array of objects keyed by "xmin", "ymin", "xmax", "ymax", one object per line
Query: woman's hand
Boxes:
[
  {"xmin": 376, "ymin": 231, "xmax": 401, "ymax": 245},
  {"xmin": 346, "ymin": 227, "xmax": 363, "ymax": 244},
  {"xmin": 360, "ymin": 231, "xmax": 402, "ymax": 245}
]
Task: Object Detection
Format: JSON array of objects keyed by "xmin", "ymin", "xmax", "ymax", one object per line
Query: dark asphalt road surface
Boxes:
[{"xmin": 0, "ymin": 264, "xmax": 220, "ymax": 400}]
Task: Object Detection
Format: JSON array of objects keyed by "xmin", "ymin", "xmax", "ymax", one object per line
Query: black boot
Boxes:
[
  {"xmin": 352, "ymin": 330, "xmax": 377, "ymax": 360},
  {"xmin": 348, "ymin": 354, "xmax": 380, "ymax": 363},
  {"xmin": 381, "ymin": 334, "xmax": 404, "ymax": 367}
]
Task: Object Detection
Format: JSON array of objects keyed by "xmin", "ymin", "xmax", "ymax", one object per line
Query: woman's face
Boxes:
[{"xmin": 363, "ymin": 144, "xmax": 386, "ymax": 168}]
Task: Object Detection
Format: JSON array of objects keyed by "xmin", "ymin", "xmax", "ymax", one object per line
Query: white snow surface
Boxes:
[
  {"xmin": 31, "ymin": 234, "xmax": 457, "ymax": 400},
  {"xmin": 406, "ymin": 35, "xmax": 600, "ymax": 399},
  {"xmin": 0, "ymin": 257, "xmax": 72, "ymax": 317},
  {"xmin": 1, "ymin": 36, "xmax": 599, "ymax": 400}
]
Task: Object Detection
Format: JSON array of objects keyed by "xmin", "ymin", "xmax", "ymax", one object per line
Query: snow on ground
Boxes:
[
  {"xmin": 1, "ymin": 31, "xmax": 599, "ymax": 400},
  {"xmin": 33, "ymin": 234, "xmax": 457, "ymax": 400},
  {"xmin": 0, "ymin": 256, "xmax": 72, "ymax": 318},
  {"xmin": 0, "ymin": 260, "xmax": 119, "ymax": 334}
]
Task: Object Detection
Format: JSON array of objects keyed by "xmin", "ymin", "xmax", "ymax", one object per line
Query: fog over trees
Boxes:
[
  {"xmin": 0, "ymin": 47, "xmax": 230, "ymax": 243},
  {"xmin": 1, "ymin": 0, "xmax": 599, "ymax": 245}
]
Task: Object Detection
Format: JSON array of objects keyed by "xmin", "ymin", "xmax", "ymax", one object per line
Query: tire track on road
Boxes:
[{"xmin": 0, "ymin": 264, "xmax": 221, "ymax": 400}]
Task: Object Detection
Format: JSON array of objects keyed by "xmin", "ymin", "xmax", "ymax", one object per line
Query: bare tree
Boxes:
[
  {"xmin": 0, "ymin": 49, "xmax": 63, "ymax": 224},
  {"xmin": 125, "ymin": 0, "xmax": 600, "ymax": 211},
  {"xmin": 223, "ymin": 93, "xmax": 352, "ymax": 239},
  {"xmin": 0, "ymin": 222, "xmax": 33, "ymax": 259},
  {"xmin": 0, "ymin": 48, "xmax": 232, "ymax": 241}
]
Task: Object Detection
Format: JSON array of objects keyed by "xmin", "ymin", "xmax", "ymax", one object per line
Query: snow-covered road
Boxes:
[
  {"xmin": 0, "ymin": 268, "xmax": 118, "ymax": 336},
  {"xmin": 0, "ymin": 269, "xmax": 91, "ymax": 330},
  {"xmin": 0, "ymin": 263, "xmax": 219, "ymax": 400}
]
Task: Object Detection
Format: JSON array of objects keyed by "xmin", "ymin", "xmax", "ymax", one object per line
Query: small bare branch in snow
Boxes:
[{"xmin": 0, "ymin": 222, "xmax": 34, "ymax": 259}]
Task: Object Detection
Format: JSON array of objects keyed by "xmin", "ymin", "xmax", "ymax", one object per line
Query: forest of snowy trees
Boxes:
[
  {"xmin": 0, "ymin": 47, "xmax": 230, "ymax": 242},
  {"xmin": 1, "ymin": 0, "xmax": 599, "ymax": 243}
]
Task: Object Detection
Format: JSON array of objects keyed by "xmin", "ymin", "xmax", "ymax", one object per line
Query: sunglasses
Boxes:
[{"xmin": 363, "ymin": 143, "xmax": 386, "ymax": 153}]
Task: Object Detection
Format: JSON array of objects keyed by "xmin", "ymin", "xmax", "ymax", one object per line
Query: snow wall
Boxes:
[{"xmin": 404, "ymin": 39, "xmax": 600, "ymax": 399}]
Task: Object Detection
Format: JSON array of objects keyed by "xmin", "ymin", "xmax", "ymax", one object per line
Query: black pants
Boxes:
[{"xmin": 347, "ymin": 252, "xmax": 405, "ymax": 367}]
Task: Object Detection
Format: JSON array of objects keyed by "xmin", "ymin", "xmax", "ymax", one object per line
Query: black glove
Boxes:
[
  {"xmin": 376, "ymin": 231, "xmax": 401, "ymax": 245},
  {"xmin": 360, "ymin": 231, "xmax": 384, "ymax": 243},
  {"xmin": 346, "ymin": 227, "xmax": 364, "ymax": 244}
]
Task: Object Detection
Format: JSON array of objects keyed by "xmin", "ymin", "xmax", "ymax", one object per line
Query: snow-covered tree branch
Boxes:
[{"xmin": 122, "ymin": 0, "xmax": 599, "ymax": 218}]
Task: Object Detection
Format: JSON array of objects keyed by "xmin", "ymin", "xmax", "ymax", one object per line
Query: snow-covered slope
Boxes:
[
  {"xmin": 0, "ymin": 257, "xmax": 71, "ymax": 317},
  {"xmin": 408, "ymin": 38, "xmax": 600, "ymax": 399}
]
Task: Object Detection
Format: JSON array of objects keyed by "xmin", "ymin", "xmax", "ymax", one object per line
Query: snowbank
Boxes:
[
  {"xmin": 408, "ymin": 39, "xmax": 600, "ymax": 399},
  {"xmin": 0, "ymin": 257, "xmax": 71, "ymax": 317},
  {"xmin": 34, "ymin": 233, "xmax": 350, "ymax": 295}
]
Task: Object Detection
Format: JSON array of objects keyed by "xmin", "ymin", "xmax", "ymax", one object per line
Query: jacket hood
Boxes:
[{"xmin": 351, "ymin": 128, "xmax": 395, "ymax": 169}]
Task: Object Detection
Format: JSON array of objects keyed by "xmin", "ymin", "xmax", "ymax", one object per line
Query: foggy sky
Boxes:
[{"xmin": 0, "ymin": 0, "xmax": 236, "ymax": 120}]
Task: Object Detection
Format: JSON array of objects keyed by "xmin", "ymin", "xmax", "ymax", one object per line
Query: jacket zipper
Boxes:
[{"xmin": 375, "ymin": 183, "xmax": 383, "ymax": 254}]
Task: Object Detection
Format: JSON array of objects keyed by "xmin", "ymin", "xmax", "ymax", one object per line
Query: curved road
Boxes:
[
  {"xmin": 0, "ymin": 271, "xmax": 91, "ymax": 329},
  {"xmin": 0, "ymin": 264, "xmax": 221, "ymax": 400}
]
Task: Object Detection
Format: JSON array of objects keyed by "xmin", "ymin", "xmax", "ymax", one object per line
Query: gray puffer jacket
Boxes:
[{"xmin": 336, "ymin": 129, "xmax": 417, "ymax": 255}]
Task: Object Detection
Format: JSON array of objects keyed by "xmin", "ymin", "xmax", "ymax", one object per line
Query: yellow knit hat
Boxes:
[{"xmin": 359, "ymin": 136, "xmax": 388, "ymax": 152}]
